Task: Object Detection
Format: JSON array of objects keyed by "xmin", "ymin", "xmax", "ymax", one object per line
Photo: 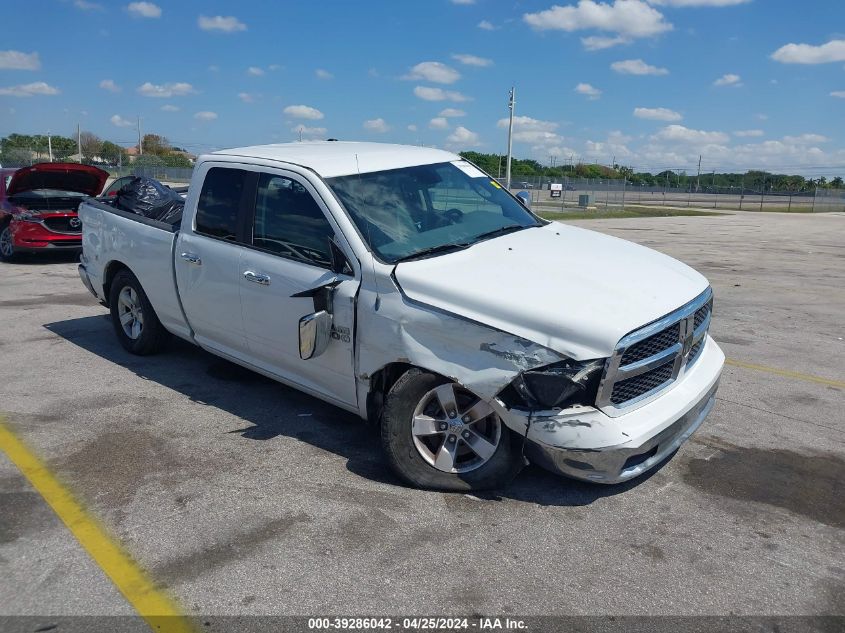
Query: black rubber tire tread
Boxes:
[
  {"xmin": 0, "ymin": 224, "xmax": 17, "ymax": 262},
  {"xmin": 380, "ymin": 368, "xmax": 523, "ymax": 491},
  {"xmin": 108, "ymin": 269, "xmax": 169, "ymax": 355}
]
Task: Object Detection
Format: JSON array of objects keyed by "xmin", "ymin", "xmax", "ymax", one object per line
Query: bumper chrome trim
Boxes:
[{"xmin": 524, "ymin": 379, "xmax": 719, "ymax": 484}]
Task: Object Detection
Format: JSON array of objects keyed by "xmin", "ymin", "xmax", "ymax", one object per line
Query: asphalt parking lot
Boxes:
[{"xmin": 1, "ymin": 211, "xmax": 843, "ymax": 625}]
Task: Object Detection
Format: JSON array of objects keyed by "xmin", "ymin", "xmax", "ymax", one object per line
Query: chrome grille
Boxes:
[
  {"xmin": 610, "ymin": 360, "xmax": 674, "ymax": 405},
  {"xmin": 596, "ymin": 288, "xmax": 713, "ymax": 414},
  {"xmin": 620, "ymin": 323, "xmax": 681, "ymax": 365}
]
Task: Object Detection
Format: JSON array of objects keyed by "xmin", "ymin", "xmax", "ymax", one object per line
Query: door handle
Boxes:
[
  {"xmin": 243, "ymin": 270, "xmax": 271, "ymax": 286},
  {"xmin": 180, "ymin": 252, "xmax": 202, "ymax": 265}
]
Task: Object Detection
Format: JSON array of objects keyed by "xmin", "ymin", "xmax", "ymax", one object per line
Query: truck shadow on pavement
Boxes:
[{"xmin": 45, "ymin": 314, "xmax": 662, "ymax": 507}]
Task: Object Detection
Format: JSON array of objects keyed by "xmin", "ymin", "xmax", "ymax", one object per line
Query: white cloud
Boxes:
[
  {"xmin": 247, "ymin": 66, "xmax": 264, "ymax": 76},
  {"xmin": 268, "ymin": 64, "xmax": 281, "ymax": 71},
  {"xmin": 110, "ymin": 114, "xmax": 133, "ymax": 127},
  {"xmin": 429, "ymin": 117, "xmax": 450, "ymax": 130},
  {"xmin": 74, "ymin": 0, "xmax": 103, "ymax": 9},
  {"xmin": 291, "ymin": 125, "xmax": 327, "ymax": 139},
  {"xmin": 653, "ymin": 124, "xmax": 729, "ymax": 144},
  {"xmin": 733, "ymin": 129, "xmax": 763, "ymax": 137},
  {"xmin": 137, "ymin": 81, "xmax": 195, "ymax": 98},
  {"xmin": 315, "ymin": 69, "xmax": 334, "ymax": 80},
  {"xmin": 0, "ymin": 82, "xmax": 60, "ymax": 97},
  {"xmin": 0, "ymin": 50, "xmax": 41, "ymax": 70},
  {"xmin": 447, "ymin": 126, "xmax": 480, "ymax": 147},
  {"xmin": 413, "ymin": 86, "xmax": 470, "ymax": 102},
  {"xmin": 207, "ymin": 65, "xmax": 219, "ymax": 72},
  {"xmin": 194, "ymin": 111, "xmax": 218, "ymax": 121},
  {"xmin": 611, "ymin": 58, "xmax": 669, "ymax": 75},
  {"xmin": 363, "ymin": 118, "xmax": 390, "ymax": 133},
  {"xmin": 771, "ymin": 39, "xmax": 845, "ymax": 64},
  {"xmin": 451, "ymin": 0, "xmax": 476, "ymax": 4},
  {"xmin": 575, "ymin": 83, "xmax": 602, "ymax": 99},
  {"xmin": 439, "ymin": 108, "xmax": 466, "ymax": 117},
  {"xmin": 782, "ymin": 133, "xmax": 828, "ymax": 144},
  {"xmin": 477, "ymin": 20, "xmax": 497, "ymax": 30},
  {"xmin": 402, "ymin": 61, "xmax": 461, "ymax": 84},
  {"xmin": 524, "ymin": 1, "xmax": 672, "ymax": 40},
  {"xmin": 831, "ymin": 91, "xmax": 845, "ymax": 99},
  {"xmin": 407, "ymin": 124, "xmax": 418, "ymax": 132},
  {"xmin": 284, "ymin": 104, "xmax": 324, "ymax": 120},
  {"xmin": 238, "ymin": 92, "xmax": 255, "ymax": 103},
  {"xmin": 451, "ymin": 53, "xmax": 493, "ymax": 67},
  {"xmin": 649, "ymin": 0, "xmax": 750, "ymax": 5},
  {"xmin": 99, "ymin": 79, "xmax": 120, "ymax": 93},
  {"xmin": 713, "ymin": 73, "xmax": 742, "ymax": 87},
  {"xmin": 161, "ymin": 104, "xmax": 179, "ymax": 112},
  {"xmin": 127, "ymin": 2, "xmax": 161, "ymax": 18},
  {"xmin": 496, "ymin": 116, "xmax": 565, "ymax": 150},
  {"xmin": 198, "ymin": 15, "xmax": 247, "ymax": 33},
  {"xmin": 582, "ymin": 35, "xmax": 630, "ymax": 50},
  {"xmin": 633, "ymin": 106, "xmax": 681, "ymax": 121}
]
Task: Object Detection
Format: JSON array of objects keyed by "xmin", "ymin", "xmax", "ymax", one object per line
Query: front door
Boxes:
[{"xmin": 238, "ymin": 170, "xmax": 359, "ymax": 407}]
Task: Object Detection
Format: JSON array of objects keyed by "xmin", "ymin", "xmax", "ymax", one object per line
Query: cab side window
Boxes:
[
  {"xmin": 195, "ymin": 167, "xmax": 248, "ymax": 241},
  {"xmin": 252, "ymin": 173, "xmax": 334, "ymax": 268}
]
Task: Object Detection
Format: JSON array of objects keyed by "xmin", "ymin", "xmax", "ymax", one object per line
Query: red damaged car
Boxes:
[{"xmin": 0, "ymin": 163, "xmax": 108, "ymax": 261}]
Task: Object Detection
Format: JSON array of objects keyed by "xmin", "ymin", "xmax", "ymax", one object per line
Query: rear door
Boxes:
[
  {"xmin": 237, "ymin": 168, "xmax": 359, "ymax": 407},
  {"xmin": 175, "ymin": 164, "xmax": 255, "ymax": 360}
]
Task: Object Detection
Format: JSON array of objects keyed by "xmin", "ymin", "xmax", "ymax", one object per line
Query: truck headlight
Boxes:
[{"xmin": 505, "ymin": 358, "xmax": 605, "ymax": 410}]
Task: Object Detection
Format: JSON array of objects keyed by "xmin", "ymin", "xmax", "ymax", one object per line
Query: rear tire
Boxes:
[
  {"xmin": 108, "ymin": 269, "xmax": 169, "ymax": 355},
  {"xmin": 0, "ymin": 224, "xmax": 17, "ymax": 262},
  {"xmin": 380, "ymin": 368, "xmax": 523, "ymax": 491}
]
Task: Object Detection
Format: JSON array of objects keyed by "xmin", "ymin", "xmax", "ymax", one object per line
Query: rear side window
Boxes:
[
  {"xmin": 195, "ymin": 167, "xmax": 248, "ymax": 240},
  {"xmin": 252, "ymin": 173, "xmax": 334, "ymax": 268}
]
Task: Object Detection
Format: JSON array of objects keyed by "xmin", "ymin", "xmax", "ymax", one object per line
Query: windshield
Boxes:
[{"xmin": 327, "ymin": 161, "xmax": 541, "ymax": 263}]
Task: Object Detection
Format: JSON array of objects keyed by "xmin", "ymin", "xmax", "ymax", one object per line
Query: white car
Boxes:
[{"xmin": 78, "ymin": 142, "xmax": 724, "ymax": 491}]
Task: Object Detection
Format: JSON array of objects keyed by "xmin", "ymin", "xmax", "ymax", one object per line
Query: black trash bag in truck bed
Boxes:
[{"xmin": 114, "ymin": 177, "xmax": 184, "ymax": 226}]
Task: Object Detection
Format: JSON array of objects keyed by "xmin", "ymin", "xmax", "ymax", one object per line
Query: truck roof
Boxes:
[{"xmin": 210, "ymin": 141, "xmax": 461, "ymax": 179}]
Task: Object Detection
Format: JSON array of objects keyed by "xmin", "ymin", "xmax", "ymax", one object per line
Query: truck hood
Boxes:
[
  {"xmin": 6, "ymin": 163, "xmax": 109, "ymax": 197},
  {"xmin": 393, "ymin": 222, "xmax": 709, "ymax": 360}
]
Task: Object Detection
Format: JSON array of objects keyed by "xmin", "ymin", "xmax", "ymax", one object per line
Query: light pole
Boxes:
[{"xmin": 505, "ymin": 87, "xmax": 515, "ymax": 190}]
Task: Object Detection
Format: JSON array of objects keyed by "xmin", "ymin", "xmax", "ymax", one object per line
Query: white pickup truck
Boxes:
[{"xmin": 78, "ymin": 142, "xmax": 724, "ymax": 491}]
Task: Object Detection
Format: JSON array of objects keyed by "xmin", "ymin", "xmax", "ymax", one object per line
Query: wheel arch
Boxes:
[
  {"xmin": 102, "ymin": 260, "xmax": 131, "ymax": 307},
  {"xmin": 365, "ymin": 361, "xmax": 455, "ymax": 426}
]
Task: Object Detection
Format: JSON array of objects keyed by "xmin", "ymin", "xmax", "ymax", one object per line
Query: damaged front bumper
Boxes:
[{"xmin": 505, "ymin": 336, "xmax": 724, "ymax": 484}]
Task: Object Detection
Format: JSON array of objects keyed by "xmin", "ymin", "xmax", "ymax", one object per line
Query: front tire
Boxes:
[
  {"xmin": 381, "ymin": 369, "xmax": 523, "ymax": 491},
  {"xmin": 0, "ymin": 224, "xmax": 17, "ymax": 262},
  {"xmin": 108, "ymin": 270, "xmax": 169, "ymax": 355}
]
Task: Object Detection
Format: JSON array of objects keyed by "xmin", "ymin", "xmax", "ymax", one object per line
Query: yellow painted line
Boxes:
[
  {"xmin": 725, "ymin": 358, "xmax": 845, "ymax": 389},
  {"xmin": 0, "ymin": 419, "xmax": 194, "ymax": 633}
]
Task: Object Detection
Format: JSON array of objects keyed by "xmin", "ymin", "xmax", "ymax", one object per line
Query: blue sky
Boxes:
[{"xmin": 1, "ymin": 0, "xmax": 844, "ymax": 176}]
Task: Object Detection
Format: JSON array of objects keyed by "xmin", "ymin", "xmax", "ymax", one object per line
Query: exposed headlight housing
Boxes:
[
  {"xmin": 17, "ymin": 210, "xmax": 44, "ymax": 222},
  {"xmin": 501, "ymin": 358, "xmax": 605, "ymax": 410}
]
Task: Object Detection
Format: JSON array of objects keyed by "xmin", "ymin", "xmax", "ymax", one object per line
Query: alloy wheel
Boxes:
[
  {"xmin": 411, "ymin": 383, "xmax": 502, "ymax": 474},
  {"xmin": 117, "ymin": 286, "xmax": 144, "ymax": 340}
]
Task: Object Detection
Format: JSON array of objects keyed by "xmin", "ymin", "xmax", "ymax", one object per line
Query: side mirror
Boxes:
[
  {"xmin": 516, "ymin": 191, "xmax": 531, "ymax": 209},
  {"xmin": 299, "ymin": 310, "xmax": 332, "ymax": 360}
]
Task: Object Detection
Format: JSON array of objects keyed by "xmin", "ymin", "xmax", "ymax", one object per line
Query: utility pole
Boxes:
[
  {"xmin": 695, "ymin": 155, "xmax": 701, "ymax": 192},
  {"xmin": 137, "ymin": 115, "xmax": 143, "ymax": 155},
  {"xmin": 505, "ymin": 86, "xmax": 515, "ymax": 190},
  {"xmin": 77, "ymin": 123, "xmax": 82, "ymax": 163},
  {"xmin": 47, "ymin": 131, "xmax": 53, "ymax": 163}
]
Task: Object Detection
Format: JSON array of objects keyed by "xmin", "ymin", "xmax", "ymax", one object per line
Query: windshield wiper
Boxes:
[
  {"xmin": 472, "ymin": 223, "xmax": 536, "ymax": 243},
  {"xmin": 392, "ymin": 242, "xmax": 472, "ymax": 263}
]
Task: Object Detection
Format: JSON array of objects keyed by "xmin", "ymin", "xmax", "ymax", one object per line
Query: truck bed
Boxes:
[{"xmin": 78, "ymin": 197, "xmax": 192, "ymax": 340}]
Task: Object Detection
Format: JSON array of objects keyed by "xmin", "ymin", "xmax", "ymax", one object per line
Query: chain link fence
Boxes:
[
  {"xmin": 2, "ymin": 157, "xmax": 843, "ymax": 212},
  {"xmin": 507, "ymin": 175, "xmax": 845, "ymax": 213}
]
